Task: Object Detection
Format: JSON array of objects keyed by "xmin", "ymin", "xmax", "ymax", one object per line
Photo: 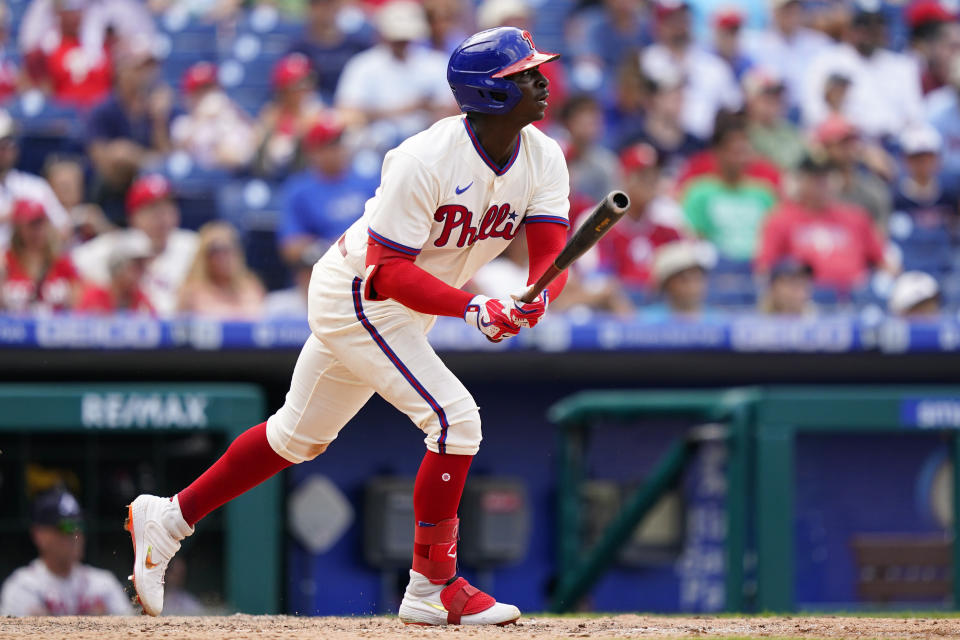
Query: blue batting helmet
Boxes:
[{"xmin": 447, "ymin": 27, "xmax": 559, "ymax": 114}]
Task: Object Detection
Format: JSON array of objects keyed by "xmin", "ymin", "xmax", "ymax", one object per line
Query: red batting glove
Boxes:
[
  {"xmin": 464, "ymin": 295, "xmax": 522, "ymax": 342},
  {"xmin": 509, "ymin": 290, "xmax": 549, "ymax": 328}
]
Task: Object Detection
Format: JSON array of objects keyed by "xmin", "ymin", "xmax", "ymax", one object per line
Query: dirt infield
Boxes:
[{"xmin": 3, "ymin": 614, "xmax": 960, "ymax": 640}]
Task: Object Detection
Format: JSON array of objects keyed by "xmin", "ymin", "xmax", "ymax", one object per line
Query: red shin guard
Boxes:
[
  {"xmin": 177, "ymin": 422, "xmax": 293, "ymax": 526},
  {"xmin": 412, "ymin": 518, "xmax": 459, "ymax": 584}
]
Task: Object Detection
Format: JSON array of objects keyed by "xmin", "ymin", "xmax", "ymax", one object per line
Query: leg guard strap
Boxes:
[{"xmin": 441, "ymin": 577, "xmax": 496, "ymax": 624}]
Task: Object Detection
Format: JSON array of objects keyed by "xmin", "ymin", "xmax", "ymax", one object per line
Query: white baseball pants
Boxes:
[{"xmin": 265, "ymin": 249, "xmax": 482, "ymax": 463}]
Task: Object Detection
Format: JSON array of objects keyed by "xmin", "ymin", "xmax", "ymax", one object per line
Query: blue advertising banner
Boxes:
[{"xmin": 0, "ymin": 313, "xmax": 957, "ymax": 353}]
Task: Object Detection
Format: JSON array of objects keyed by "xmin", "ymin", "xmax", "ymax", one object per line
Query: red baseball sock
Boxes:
[
  {"xmin": 412, "ymin": 450, "xmax": 473, "ymax": 580},
  {"xmin": 177, "ymin": 422, "xmax": 292, "ymax": 526}
]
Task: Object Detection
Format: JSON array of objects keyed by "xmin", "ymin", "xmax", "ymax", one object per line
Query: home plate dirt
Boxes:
[{"xmin": 3, "ymin": 614, "xmax": 959, "ymax": 639}]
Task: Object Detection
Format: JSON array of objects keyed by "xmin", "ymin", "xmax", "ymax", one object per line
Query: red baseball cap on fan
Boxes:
[
  {"xmin": 655, "ymin": 0, "xmax": 689, "ymax": 20},
  {"xmin": 620, "ymin": 143, "xmax": 658, "ymax": 173},
  {"xmin": 11, "ymin": 199, "xmax": 46, "ymax": 224},
  {"xmin": 272, "ymin": 53, "xmax": 311, "ymax": 90},
  {"xmin": 304, "ymin": 115, "xmax": 345, "ymax": 149},
  {"xmin": 182, "ymin": 61, "xmax": 218, "ymax": 95},
  {"xmin": 126, "ymin": 174, "xmax": 173, "ymax": 214},
  {"xmin": 713, "ymin": 6, "xmax": 743, "ymax": 29},
  {"xmin": 906, "ymin": 0, "xmax": 954, "ymax": 28}
]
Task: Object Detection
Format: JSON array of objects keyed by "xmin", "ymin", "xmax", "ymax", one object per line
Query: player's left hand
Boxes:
[
  {"xmin": 464, "ymin": 295, "xmax": 522, "ymax": 342},
  {"xmin": 509, "ymin": 290, "xmax": 549, "ymax": 329}
]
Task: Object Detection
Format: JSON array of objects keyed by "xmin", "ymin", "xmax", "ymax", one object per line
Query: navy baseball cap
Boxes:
[{"xmin": 32, "ymin": 489, "xmax": 84, "ymax": 533}]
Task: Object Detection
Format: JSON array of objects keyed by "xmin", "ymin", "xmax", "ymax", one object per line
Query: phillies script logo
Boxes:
[{"xmin": 434, "ymin": 204, "xmax": 520, "ymax": 248}]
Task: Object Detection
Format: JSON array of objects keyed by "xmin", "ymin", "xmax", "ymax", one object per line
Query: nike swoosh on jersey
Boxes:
[{"xmin": 455, "ymin": 182, "xmax": 473, "ymax": 195}]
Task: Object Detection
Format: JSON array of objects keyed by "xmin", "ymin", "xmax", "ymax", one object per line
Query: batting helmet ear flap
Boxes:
[{"xmin": 447, "ymin": 27, "xmax": 559, "ymax": 114}]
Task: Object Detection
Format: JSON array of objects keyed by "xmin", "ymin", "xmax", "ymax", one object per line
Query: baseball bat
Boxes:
[{"xmin": 520, "ymin": 190, "xmax": 631, "ymax": 303}]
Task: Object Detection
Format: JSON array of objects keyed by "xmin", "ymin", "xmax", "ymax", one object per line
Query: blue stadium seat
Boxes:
[
  {"xmin": 158, "ymin": 14, "xmax": 219, "ymax": 57},
  {"xmin": 712, "ymin": 257, "xmax": 753, "ymax": 276},
  {"xmin": 236, "ymin": 7, "xmax": 303, "ymax": 57},
  {"xmin": 6, "ymin": 93, "xmax": 85, "ymax": 173},
  {"xmin": 217, "ymin": 179, "xmax": 289, "ymax": 290},
  {"xmin": 154, "ymin": 154, "xmax": 233, "ymax": 231}
]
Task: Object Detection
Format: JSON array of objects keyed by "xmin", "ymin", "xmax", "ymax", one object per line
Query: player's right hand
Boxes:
[{"xmin": 464, "ymin": 295, "xmax": 522, "ymax": 343}]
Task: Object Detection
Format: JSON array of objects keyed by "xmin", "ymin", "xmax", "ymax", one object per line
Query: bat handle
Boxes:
[{"xmin": 519, "ymin": 264, "xmax": 562, "ymax": 303}]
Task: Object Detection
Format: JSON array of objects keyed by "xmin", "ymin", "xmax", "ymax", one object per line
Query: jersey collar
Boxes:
[{"xmin": 462, "ymin": 117, "xmax": 521, "ymax": 177}]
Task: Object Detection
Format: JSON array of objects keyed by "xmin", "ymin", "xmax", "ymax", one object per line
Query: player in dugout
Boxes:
[{"xmin": 126, "ymin": 27, "xmax": 570, "ymax": 626}]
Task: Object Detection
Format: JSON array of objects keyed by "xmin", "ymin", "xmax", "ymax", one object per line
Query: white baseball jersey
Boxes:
[
  {"xmin": 339, "ymin": 115, "xmax": 570, "ymax": 288},
  {"xmin": 266, "ymin": 114, "xmax": 571, "ymax": 462},
  {"xmin": 0, "ymin": 559, "xmax": 133, "ymax": 616}
]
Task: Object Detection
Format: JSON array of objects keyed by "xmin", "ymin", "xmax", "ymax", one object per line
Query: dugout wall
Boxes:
[{"xmin": 549, "ymin": 386, "xmax": 960, "ymax": 613}]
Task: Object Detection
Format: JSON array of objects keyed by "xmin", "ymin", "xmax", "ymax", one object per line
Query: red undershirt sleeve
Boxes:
[
  {"xmin": 364, "ymin": 238, "xmax": 475, "ymax": 318},
  {"xmin": 525, "ymin": 221, "xmax": 569, "ymax": 299}
]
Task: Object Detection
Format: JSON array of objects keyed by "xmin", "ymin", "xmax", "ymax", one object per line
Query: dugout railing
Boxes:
[
  {"xmin": 548, "ymin": 386, "xmax": 960, "ymax": 613},
  {"xmin": 0, "ymin": 383, "xmax": 280, "ymax": 614}
]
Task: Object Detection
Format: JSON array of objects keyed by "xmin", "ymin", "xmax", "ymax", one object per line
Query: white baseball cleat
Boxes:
[
  {"xmin": 124, "ymin": 494, "xmax": 194, "ymax": 616},
  {"xmin": 398, "ymin": 570, "xmax": 521, "ymax": 626}
]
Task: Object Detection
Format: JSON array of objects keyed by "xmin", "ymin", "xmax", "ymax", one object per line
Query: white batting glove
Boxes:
[
  {"xmin": 464, "ymin": 295, "xmax": 522, "ymax": 343},
  {"xmin": 509, "ymin": 290, "xmax": 549, "ymax": 328}
]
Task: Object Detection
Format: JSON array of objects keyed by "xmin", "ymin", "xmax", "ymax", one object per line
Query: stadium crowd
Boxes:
[{"xmin": 0, "ymin": 0, "xmax": 955, "ymax": 321}]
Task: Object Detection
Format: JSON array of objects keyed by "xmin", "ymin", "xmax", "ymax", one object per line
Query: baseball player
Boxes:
[
  {"xmin": 1, "ymin": 489, "xmax": 133, "ymax": 616},
  {"xmin": 125, "ymin": 27, "xmax": 570, "ymax": 626}
]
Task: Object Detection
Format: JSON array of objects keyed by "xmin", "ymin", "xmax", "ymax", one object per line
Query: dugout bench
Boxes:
[
  {"xmin": 0, "ymin": 383, "xmax": 280, "ymax": 614},
  {"xmin": 548, "ymin": 386, "xmax": 960, "ymax": 613}
]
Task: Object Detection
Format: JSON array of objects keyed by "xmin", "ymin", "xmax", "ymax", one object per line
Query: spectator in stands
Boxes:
[
  {"xmin": 928, "ymin": 55, "xmax": 960, "ymax": 181},
  {"xmin": 561, "ymin": 95, "xmax": 620, "ymax": 204},
  {"xmin": 602, "ymin": 57, "xmax": 647, "ymax": 152},
  {"xmin": 263, "ymin": 253, "xmax": 311, "ymax": 318},
  {"xmin": 682, "ymin": 110, "xmax": 778, "ymax": 262},
  {"xmin": 423, "ymin": 0, "xmax": 467, "ymax": 54},
  {"xmin": 743, "ymin": 67, "xmax": 804, "ymax": 170},
  {"xmin": 814, "ymin": 115, "xmax": 892, "ymax": 229},
  {"xmin": 822, "ymin": 70, "xmax": 852, "ymax": 121},
  {"xmin": 334, "ymin": 0, "xmax": 456, "ymax": 152},
  {"xmin": 28, "ymin": 0, "xmax": 112, "ymax": 109},
  {"xmin": 568, "ymin": 0, "xmax": 651, "ymax": 86},
  {"xmin": 759, "ymin": 258, "xmax": 815, "ymax": 316},
  {"xmin": 888, "ymin": 270, "xmax": 941, "ymax": 317},
  {"xmin": 278, "ymin": 115, "xmax": 376, "ymax": 267},
  {"xmin": 177, "ymin": 221, "xmax": 265, "ymax": 319},
  {"xmin": 711, "ymin": 6, "xmax": 751, "ymax": 80},
  {"xmin": 641, "ymin": 0, "xmax": 741, "ymax": 139},
  {"xmin": 0, "ymin": 110, "xmax": 72, "ymax": 249},
  {"xmin": 170, "ymin": 62, "xmax": 257, "ymax": 171},
  {"xmin": 597, "ymin": 143, "xmax": 683, "ymax": 291},
  {"xmin": 288, "ymin": 0, "xmax": 376, "ymax": 104},
  {"xmin": 0, "ymin": 488, "xmax": 132, "ymax": 616},
  {"xmin": 645, "ymin": 240, "xmax": 714, "ymax": 318},
  {"xmin": 76, "ymin": 231, "xmax": 154, "ymax": 314},
  {"xmin": 756, "ymin": 153, "xmax": 891, "ymax": 292},
  {"xmin": 43, "ymin": 154, "xmax": 112, "ymax": 245},
  {"xmin": 743, "ymin": 0, "xmax": 831, "ymax": 111},
  {"xmin": 910, "ymin": 6, "xmax": 960, "ymax": 95},
  {"xmin": 86, "ymin": 38, "xmax": 173, "ymax": 224},
  {"xmin": 802, "ymin": 0, "xmax": 923, "ymax": 140},
  {"xmin": 475, "ymin": 0, "xmax": 568, "ymax": 129},
  {"xmin": 19, "ymin": 0, "xmax": 157, "ymax": 63},
  {"xmin": 1, "ymin": 199, "xmax": 80, "ymax": 314},
  {"xmin": 72, "ymin": 174, "xmax": 198, "ymax": 316},
  {"xmin": 255, "ymin": 53, "xmax": 325, "ymax": 177},
  {"xmin": 0, "ymin": 5, "xmax": 21, "ymax": 102},
  {"xmin": 894, "ymin": 124, "xmax": 957, "ymax": 230},
  {"xmin": 627, "ymin": 61, "xmax": 703, "ymax": 176}
]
